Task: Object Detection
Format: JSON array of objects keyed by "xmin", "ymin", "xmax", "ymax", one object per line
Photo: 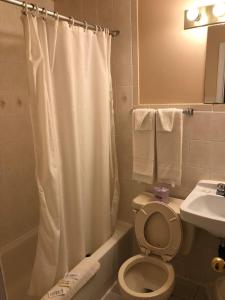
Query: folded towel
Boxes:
[
  {"xmin": 157, "ymin": 108, "xmax": 175, "ymax": 132},
  {"xmin": 132, "ymin": 109, "xmax": 156, "ymax": 184},
  {"xmin": 156, "ymin": 109, "xmax": 183, "ymax": 186},
  {"xmin": 134, "ymin": 109, "xmax": 153, "ymax": 131},
  {"xmin": 41, "ymin": 258, "xmax": 100, "ymax": 300}
]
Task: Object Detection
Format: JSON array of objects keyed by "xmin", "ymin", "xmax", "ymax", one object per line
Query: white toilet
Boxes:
[{"xmin": 118, "ymin": 193, "xmax": 194, "ymax": 300}]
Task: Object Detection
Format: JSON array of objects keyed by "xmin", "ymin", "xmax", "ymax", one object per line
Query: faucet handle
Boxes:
[
  {"xmin": 217, "ymin": 183, "xmax": 225, "ymax": 196},
  {"xmin": 217, "ymin": 183, "xmax": 225, "ymax": 189}
]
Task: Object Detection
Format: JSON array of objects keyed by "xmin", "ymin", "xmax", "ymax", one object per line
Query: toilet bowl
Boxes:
[
  {"xmin": 118, "ymin": 254, "xmax": 174, "ymax": 300},
  {"xmin": 118, "ymin": 193, "xmax": 194, "ymax": 300}
]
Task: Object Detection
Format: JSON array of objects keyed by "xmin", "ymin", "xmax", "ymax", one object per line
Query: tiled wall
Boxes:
[{"xmin": 0, "ymin": 1, "xmax": 54, "ymax": 299}]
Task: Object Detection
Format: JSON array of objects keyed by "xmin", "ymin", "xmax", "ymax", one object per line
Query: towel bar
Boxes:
[{"xmin": 130, "ymin": 107, "xmax": 194, "ymax": 116}]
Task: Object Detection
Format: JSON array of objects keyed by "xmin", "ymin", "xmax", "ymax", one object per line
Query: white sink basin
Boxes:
[{"xmin": 180, "ymin": 180, "xmax": 225, "ymax": 238}]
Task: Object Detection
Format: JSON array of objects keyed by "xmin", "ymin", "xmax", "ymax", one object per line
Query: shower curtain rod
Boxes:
[{"xmin": 0, "ymin": 0, "xmax": 120, "ymax": 37}]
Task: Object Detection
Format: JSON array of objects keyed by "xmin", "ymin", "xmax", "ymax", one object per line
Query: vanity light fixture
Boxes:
[
  {"xmin": 213, "ymin": 2, "xmax": 225, "ymax": 17},
  {"xmin": 184, "ymin": 2, "xmax": 225, "ymax": 29},
  {"xmin": 186, "ymin": 7, "xmax": 201, "ymax": 22}
]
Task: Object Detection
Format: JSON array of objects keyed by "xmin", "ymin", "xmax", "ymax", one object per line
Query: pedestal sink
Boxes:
[{"xmin": 180, "ymin": 180, "xmax": 225, "ymax": 238}]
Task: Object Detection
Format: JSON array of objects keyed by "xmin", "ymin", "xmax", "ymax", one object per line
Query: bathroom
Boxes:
[{"xmin": 0, "ymin": 0, "xmax": 225, "ymax": 299}]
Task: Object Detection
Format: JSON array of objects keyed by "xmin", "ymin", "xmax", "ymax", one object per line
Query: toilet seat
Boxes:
[{"xmin": 135, "ymin": 201, "xmax": 182, "ymax": 261}]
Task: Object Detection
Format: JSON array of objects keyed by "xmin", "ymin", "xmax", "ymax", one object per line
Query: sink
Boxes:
[{"xmin": 180, "ymin": 180, "xmax": 225, "ymax": 238}]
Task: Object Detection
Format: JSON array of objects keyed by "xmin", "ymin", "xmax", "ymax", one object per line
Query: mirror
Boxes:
[
  {"xmin": 205, "ymin": 25, "xmax": 225, "ymax": 104},
  {"xmin": 137, "ymin": 0, "xmax": 207, "ymax": 105}
]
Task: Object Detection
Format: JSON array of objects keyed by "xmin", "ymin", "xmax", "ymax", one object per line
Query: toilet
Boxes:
[{"xmin": 118, "ymin": 193, "xmax": 194, "ymax": 300}]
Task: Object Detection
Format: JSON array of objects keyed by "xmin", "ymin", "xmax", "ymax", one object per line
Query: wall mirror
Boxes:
[
  {"xmin": 137, "ymin": 2, "xmax": 225, "ymax": 105},
  {"xmin": 137, "ymin": 0, "xmax": 208, "ymax": 105},
  {"xmin": 205, "ymin": 25, "xmax": 225, "ymax": 104}
]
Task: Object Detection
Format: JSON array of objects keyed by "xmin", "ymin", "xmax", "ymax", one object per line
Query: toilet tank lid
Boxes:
[{"xmin": 132, "ymin": 193, "xmax": 183, "ymax": 214}]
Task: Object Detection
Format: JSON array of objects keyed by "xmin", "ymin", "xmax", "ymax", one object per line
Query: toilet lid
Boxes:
[{"xmin": 135, "ymin": 201, "xmax": 182, "ymax": 262}]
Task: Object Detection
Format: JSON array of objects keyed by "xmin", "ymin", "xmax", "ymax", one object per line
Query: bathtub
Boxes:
[
  {"xmin": 1, "ymin": 221, "xmax": 132, "ymax": 300},
  {"xmin": 46, "ymin": 221, "xmax": 133, "ymax": 300}
]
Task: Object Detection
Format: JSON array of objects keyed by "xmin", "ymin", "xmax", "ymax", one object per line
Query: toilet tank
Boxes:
[{"xmin": 132, "ymin": 193, "xmax": 195, "ymax": 255}]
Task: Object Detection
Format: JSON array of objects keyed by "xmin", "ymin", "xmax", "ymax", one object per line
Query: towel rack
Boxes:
[
  {"xmin": 130, "ymin": 107, "xmax": 194, "ymax": 116},
  {"xmin": 182, "ymin": 107, "xmax": 194, "ymax": 116}
]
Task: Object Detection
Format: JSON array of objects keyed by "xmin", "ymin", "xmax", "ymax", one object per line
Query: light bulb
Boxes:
[
  {"xmin": 213, "ymin": 2, "xmax": 225, "ymax": 17},
  {"xmin": 186, "ymin": 7, "xmax": 201, "ymax": 22}
]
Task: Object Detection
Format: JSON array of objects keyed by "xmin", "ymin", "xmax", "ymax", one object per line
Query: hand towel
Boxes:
[
  {"xmin": 132, "ymin": 109, "xmax": 156, "ymax": 184},
  {"xmin": 41, "ymin": 258, "xmax": 100, "ymax": 300},
  {"xmin": 156, "ymin": 108, "xmax": 183, "ymax": 186},
  {"xmin": 157, "ymin": 108, "xmax": 175, "ymax": 132}
]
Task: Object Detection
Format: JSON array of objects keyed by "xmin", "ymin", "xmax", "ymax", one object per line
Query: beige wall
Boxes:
[
  {"xmin": 138, "ymin": 0, "xmax": 208, "ymax": 104},
  {"xmin": 0, "ymin": 1, "xmax": 54, "ymax": 300}
]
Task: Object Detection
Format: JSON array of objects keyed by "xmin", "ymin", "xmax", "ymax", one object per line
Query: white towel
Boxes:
[
  {"xmin": 156, "ymin": 109, "xmax": 183, "ymax": 186},
  {"xmin": 132, "ymin": 109, "xmax": 156, "ymax": 184},
  {"xmin": 41, "ymin": 258, "xmax": 100, "ymax": 300}
]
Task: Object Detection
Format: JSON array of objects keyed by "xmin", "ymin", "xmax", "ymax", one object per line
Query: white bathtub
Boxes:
[
  {"xmin": 1, "ymin": 221, "xmax": 133, "ymax": 300},
  {"xmin": 46, "ymin": 221, "xmax": 133, "ymax": 300}
]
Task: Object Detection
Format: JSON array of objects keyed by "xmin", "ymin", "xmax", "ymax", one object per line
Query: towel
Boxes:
[
  {"xmin": 156, "ymin": 109, "xmax": 183, "ymax": 186},
  {"xmin": 41, "ymin": 258, "xmax": 100, "ymax": 300},
  {"xmin": 132, "ymin": 109, "xmax": 156, "ymax": 184}
]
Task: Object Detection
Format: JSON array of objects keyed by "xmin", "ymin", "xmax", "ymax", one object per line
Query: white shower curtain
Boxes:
[{"xmin": 22, "ymin": 14, "xmax": 119, "ymax": 297}]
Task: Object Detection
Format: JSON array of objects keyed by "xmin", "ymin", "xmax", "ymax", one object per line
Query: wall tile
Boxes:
[
  {"xmin": 208, "ymin": 141, "xmax": 225, "ymax": 170},
  {"xmin": 84, "ymin": 0, "xmax": 99, "ymax": 24},
  {"xmin": 188, "ymin": 112, "xmax": 213, "ymax": 141},
  {"xmin": 98, "ymin": 0, "xmax": 113, "ymax": 28},
  {"xmin": 208, "ymin": 112, "xmax": 225, "ymax": 141},
  {"xmin": 209, "ymin": 169, "xmax": 225, "ymax": 182},
  {"xmin": 181, "ymin": 164, "xmax": 210, "ymax": 191},
  {"xmin": 55, "ymin": 0, "xmax": 84, "ymax": 19},
  {"xmin": 188, "ymin": 140, "xmax": 209, "ymax": 168},
  {"xmin": 112, "ymin": 36, "xmax": 132, "ymax": 66},
  {"xmin": 112, "ymin": 64, "xmax": 133, "ymax": 87},
  {"xmin": 115, "ymin": 85, "xmax": 133, "ymax": 130},
  {"xmin": 113, "ymin": 0, "xmax": 132, "ymax": 39}
]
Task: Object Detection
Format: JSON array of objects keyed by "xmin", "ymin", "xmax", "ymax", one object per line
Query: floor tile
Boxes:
[{"xmin": 173, "ymin": 277, "xmax": 199, "ymax": 300}]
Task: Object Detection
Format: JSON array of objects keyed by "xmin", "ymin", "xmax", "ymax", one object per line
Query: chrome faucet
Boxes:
[{"xmin": 216, "ymin": 183, "xmax": 225, "ymax": 196}]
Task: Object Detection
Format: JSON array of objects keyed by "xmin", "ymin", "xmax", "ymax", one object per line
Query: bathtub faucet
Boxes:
[{"xmin": 216, "ymin": 183, "xmax": 225, "ymax": 196}]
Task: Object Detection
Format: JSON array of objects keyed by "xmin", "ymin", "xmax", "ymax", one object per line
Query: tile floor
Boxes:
[{"xmin": 101, "ymin": 278, "xmax": 209, "ymax": 300}]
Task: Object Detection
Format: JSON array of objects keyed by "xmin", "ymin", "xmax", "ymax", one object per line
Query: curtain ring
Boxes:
[
  {"xmin": 94, "ymin": 25, "xmax": 98, "ymax": 34},
  {"xmin": 83, "ymin": 20, "xmax": 88, "ymax": 32},
  {"xmin": 22, "ymin": 1, "xmax": 28, "ymax": 15},
  {"xmin": 69, "ymin": 16, "xmax": 74, "ymax": 27},
  {"xmin": 54, "ymin": 11, "xmax": 59, "ymax": 21},
  {"xmin": 42, "ymin": 7, "xmax": 48, "ymax": 21},
  {"xmin": 31, "ymin": 4, "xmax": 39, "ymax": 17}
]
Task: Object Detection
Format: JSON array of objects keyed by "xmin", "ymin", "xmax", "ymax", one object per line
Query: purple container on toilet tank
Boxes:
[{"xmin": 153, "ymin": 186, "xmax": 170, "ymax": 202}]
